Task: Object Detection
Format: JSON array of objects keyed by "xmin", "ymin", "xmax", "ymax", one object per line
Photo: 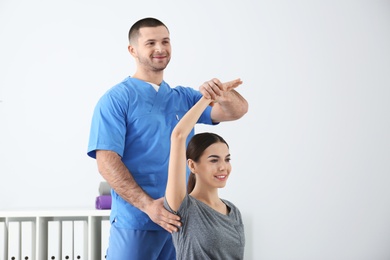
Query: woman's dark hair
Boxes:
[
  {"xmin": 186, "ymin": 132, "xmax": 229, "ymax": 193},
  {"xmin": 128, "ymin": 17, "xmax": 168, "ymax": 44}
]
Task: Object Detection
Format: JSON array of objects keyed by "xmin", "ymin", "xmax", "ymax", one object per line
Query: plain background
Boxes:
[{"xmin": 1, "ymin": 0, "xmax": 390, "ymax": 259}]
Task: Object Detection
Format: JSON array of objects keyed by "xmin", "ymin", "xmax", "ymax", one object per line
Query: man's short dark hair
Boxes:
[{"xmin": 128, "ymin": 17, "xmax": 168, "ymax": 44}]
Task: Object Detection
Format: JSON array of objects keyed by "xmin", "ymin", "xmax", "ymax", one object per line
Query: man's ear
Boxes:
[{"xmin": 128, "ymin": 45, "xmax": 137, "ymax": 58}]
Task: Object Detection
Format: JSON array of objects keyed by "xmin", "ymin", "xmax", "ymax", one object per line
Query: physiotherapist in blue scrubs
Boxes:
[{"xmin": 87, "ymin": 17, "xmax": 248, "ymax": 260}]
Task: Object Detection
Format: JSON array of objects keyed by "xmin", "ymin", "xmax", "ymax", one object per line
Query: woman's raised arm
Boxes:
[{"xmin": 165, "ymin": 96, "xmax": 211, "ymax": 212}]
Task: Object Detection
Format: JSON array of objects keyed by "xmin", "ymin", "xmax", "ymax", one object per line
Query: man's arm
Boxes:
[
  {"xmin": 96, "ymin": 150, "xmax": 181, "ymax": 233},
  {"xmin": 199, "ymin": 78, "xmax": 248, "ymax": 123}
]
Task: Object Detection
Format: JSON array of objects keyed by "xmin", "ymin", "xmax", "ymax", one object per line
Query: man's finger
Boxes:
[
  {"xmin": 222, "ymin": 78, "xmax": 243, "ymax": 91},
  {"xmin": 208, "ymin": 80, "xmax": 222, "ymax": 96}
]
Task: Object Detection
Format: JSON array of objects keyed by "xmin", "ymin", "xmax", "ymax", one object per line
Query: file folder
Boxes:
[
  {"xmin": 7, "ymin": 221, "xmax": 20, "ymax": 260},
  {"xmin": 0, "ymin": 220, "xmax": 5, "ymax": 260},
  {"xmin": 61, "ymin": 220, "xmax": 74, "ymax": 260},
  {"xmin": 73, "ymin": 220, "xmax": 87, "ymax": 260},
  {"xmin": 21, "ymin": 221, "xmax": 34, "ymax": 260},
  {"xmin": 48, "ymin": 220, "xmax": 61, "ymax": 260},
  {"xmin": 101, "ymin": 219, "xmax": 110, "ymax": 260}
]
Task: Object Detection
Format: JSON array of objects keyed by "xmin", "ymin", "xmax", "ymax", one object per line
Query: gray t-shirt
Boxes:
[{"xmin": 164, "ymin": 194, "xmax": 245, "ymax": 260}]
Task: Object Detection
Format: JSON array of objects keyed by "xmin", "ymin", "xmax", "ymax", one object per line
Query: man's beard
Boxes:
[{"xmin": 139, "ymin": 56, "xmax": 170, "ymax": 71}]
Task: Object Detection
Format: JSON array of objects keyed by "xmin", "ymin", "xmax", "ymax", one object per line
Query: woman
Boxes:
[{"xmin": 164, "ymin": 79, "xmax": 245, "ymax": 259}]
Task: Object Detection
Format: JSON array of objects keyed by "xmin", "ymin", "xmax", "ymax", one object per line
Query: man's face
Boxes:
[{"xmin": 130, "ymin": 26, "xmax": 171, "ymax": 72}]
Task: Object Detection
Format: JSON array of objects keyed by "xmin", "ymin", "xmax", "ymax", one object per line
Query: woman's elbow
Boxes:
[{"xmin": 171, "ymin": 128, "xmax": 187, "ymax": 141}]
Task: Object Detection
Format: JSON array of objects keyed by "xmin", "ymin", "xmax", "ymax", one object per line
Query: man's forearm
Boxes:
[
  {"xmin": 212, "ymin": 89, "xmax": 249, "ymax": 122},
  {"xmin": 96, "ymin": 150, "xmax": 153, "ymax": 212}
]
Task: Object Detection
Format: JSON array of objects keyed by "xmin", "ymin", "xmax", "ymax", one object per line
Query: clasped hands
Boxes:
[{"xmin": 199, "ymin": 78, "xmax": 243, "ymax": 103}]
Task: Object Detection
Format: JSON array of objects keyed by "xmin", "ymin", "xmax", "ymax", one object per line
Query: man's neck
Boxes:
[{"xmin": 132, "ymin": 70, "xmax": 164, "ymax": 86}]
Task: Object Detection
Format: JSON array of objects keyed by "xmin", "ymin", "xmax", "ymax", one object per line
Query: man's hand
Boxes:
[
  {"xmin": 144, "ymin": 197, "xmax": 182, "ymax": 233},
  {"xmin": 199, "ymin": 78, "xmax": 243, "ymax": 100}
]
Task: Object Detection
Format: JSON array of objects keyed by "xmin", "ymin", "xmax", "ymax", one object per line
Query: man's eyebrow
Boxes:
[{"xmin": 144, "ymin": 37, "xmax": 170, "ymax": 42}]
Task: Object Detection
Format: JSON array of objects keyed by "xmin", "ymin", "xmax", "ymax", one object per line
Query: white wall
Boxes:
[{"xmin": 1, "ymin": 0, "xmax": 389, "ymax": 259}]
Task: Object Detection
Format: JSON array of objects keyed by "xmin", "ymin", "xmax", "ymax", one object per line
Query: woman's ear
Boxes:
[{"xmin": 187, "ymin": 159, "xmax": 196, "ymax": 173}]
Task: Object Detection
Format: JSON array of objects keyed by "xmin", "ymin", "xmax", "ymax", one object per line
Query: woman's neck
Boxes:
[{"xmin": 190, "ymin": 187, "xmax": 226, "ymax": 212}]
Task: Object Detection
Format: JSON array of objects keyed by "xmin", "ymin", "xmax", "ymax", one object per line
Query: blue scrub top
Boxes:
[{"xmin": 88, "ymin": 77, "xmax": 214, "ymax": 230}]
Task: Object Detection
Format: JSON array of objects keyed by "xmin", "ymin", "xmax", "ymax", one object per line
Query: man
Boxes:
[{"xmin": 87, "ymin": 17, "xmax": 248, "ymax": 259}]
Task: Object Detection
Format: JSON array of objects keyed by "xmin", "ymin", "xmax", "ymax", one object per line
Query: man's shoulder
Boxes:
[{"xmin": 105, "ymin": 77, "xmax": 145, "ymax": 94}]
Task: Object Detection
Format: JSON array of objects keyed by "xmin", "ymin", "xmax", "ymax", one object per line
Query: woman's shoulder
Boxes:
[
  {"xmin": 221, "ymin": 198, "xmax": 238, "ymax": 208},
  {"xmin": 221, "ymin": 198, "xmax": 243, "ymax": 218}
]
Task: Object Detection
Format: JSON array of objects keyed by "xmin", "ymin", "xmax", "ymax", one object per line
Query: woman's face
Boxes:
[{"xmin": 192, "ymin": 142, "xmax": 231, "ymax": 189}]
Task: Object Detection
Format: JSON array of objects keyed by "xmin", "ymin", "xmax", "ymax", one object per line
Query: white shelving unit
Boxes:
[{"xmin": 0, "ymin": 209, "xmax": 110, "ymax": 260}]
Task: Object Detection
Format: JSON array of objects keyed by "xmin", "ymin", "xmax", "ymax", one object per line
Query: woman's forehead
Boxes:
[{"xmin": 202, "ymin": 143, "xmax": 230, "ymax": 157}]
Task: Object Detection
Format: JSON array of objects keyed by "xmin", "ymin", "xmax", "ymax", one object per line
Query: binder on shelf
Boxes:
[
  {"xmin": 7, "ymin": 221, "xmax": 20, "ymax": 260},
  {"xmin": 73, "ymin": 220, "xmax": 87, "ymax": 260},
  {"xmin": 48, "ymin": 220, "xmax": 61, "ymax": 260},
  {"xmin": 61, "ymin": 220, "xmax": 74, "ymax": 260},
  {"xmin": 0, "ymin": 220, "xmax": 6, "ymax": 260},
  {"xmin": 101, "ymin": 219, "xmax": 110, "ymax": 260},
  {"xmin": 21, "ymin": 221, "xmax": 34, "ymax": 260}
]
